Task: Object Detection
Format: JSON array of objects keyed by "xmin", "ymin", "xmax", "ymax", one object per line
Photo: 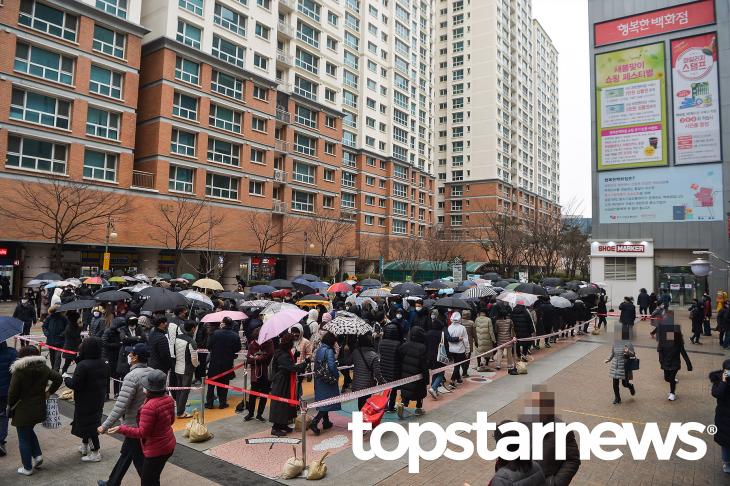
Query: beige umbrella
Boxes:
[{"xmin": 192, "ymin": 278, "xmax": 224, "ymax": 291}]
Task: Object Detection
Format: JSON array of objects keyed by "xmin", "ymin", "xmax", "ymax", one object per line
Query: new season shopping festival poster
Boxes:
[
  {"xmin": 596, "ymin": 43, "xmax": 668, "ymax": 171},
  {"xmin": 599, "ymin": 164, "xmax": 723, "ymax": 224},
  {"xmin": 671, "ymin": 32, "xmax": 721, "ymax": 165}
]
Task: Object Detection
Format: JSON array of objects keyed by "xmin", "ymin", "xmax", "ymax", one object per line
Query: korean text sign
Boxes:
[
  {"xmin": 596, "ymin": 43, "xmax": 668, "ymax": 171},
  {"xmin": 671, "ymin": 33, "xmax": 721, "ymax": 165},
  {"xmin": 599, "ymin": 164, "xmax": 723, "ymax": 224},
  {"xmin": 594, "ymin": 0, "xmax": 715, "ymax": 47}
]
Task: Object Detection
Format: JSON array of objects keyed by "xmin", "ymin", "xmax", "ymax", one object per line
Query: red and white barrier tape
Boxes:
[{"xmin": 204, "ymin": 378, "xmax": 300, "ymax": 406}]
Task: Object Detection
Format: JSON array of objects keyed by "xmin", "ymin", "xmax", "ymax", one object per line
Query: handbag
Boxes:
[
  {"xmin": 437, "ymin": 332, "xmax": 452, "ymax": 365},
  {"xmin": 626, "ymin": 357, "xmax": 640, "ymax": 371},
  {"xmin": 42, "ymin": 394, "xmax": 61, "ymax": 429},
  {"xmin": 313, "ymin": 352, "xmax": 338, "ymax": 386}
]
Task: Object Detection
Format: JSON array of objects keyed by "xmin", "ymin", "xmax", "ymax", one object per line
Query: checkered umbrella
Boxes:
[
  {"xmin": 261, "ymin": 302, "xmax": 300, "ymax": 316},
  {"xmin": 463, "ymin": 285, "xmax": 497, "ymax": 299},
  {"xmin": 323, "ymin": 311, "xmax": 372, "ymax": 336},
  {"xmin": 359, "ymin": 288, "xmax": 392, "ymax": 298},
  {"xmin": 240, "ymin": 299, "xmax": 273, "ymax": 308}
]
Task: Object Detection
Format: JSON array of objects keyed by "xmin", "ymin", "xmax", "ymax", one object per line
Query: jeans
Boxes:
[
  {"xmin": 720, "ymin": 330, "xmax": 727, "ymax": 348},
  {"xmin": 175, "ymin": 373, "xmax": 194, "ymax": 416},
  {"xmin": 106, "ymin": 437, "xmax": 144, "ymax": 486},
  {"xmin": 723, "ymin": 331, "xmax": 730, "ymax": 348},
  {"xmin": 247, "ymin": 378, "xmax": 270, "ymax": 418},
  {"xmin": 460, "ymin": 354, "xmax": 471, "ymax": 376},
  {"xmin": 691, "ymin": 329, "xmax": 701, "ymax": 343},
  {"xmin": 431, "ymin": 372, "xmax": 445, "ymax": 391},
  {"xmin": 450, "ymin": 352, "xmax": 466, "ymax": 382},
  {"xmin": 0, "ymin": 396, "xmax": 7, "ymax": 444},
  {"xmin": 16, "ymin": 425, "xmax": 41, "ymax": 470},
  {"xmin": 141, "ymin": 453, "xmax": 172, "ymax": 486},
  {"xmin": 639, "ymin": 306, "xmax": 648, "ymax": 316},
  {"xmin": 597, "ymin": 316, "xmax": 607, "ymax": 329}
]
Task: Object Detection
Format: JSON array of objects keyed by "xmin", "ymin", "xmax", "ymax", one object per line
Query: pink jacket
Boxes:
[{"xmin": 118, "ymin": 395, "xmax": 176, "ymax": 457}]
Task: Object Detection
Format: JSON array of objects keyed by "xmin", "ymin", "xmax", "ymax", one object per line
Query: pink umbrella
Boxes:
[
  {"xmin": 328, "ymin": 282, "xmax": 353, "ymax": 293},
  {"xmin": 258, "ymin": 308, "xmax": 308, "ymax": 343},
  {"xmin": 201, "ymin": 311, "xmax": 248, "ymax": 323}
]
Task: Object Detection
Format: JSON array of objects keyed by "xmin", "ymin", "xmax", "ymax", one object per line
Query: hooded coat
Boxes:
[
  {"xmin": 63, "ymin": 317, "xmax": 83, "ymax": 358},
  {"xmin": 511, "ymin": 305, "xmax": 534, "ymax": 339},
  {"xmin": 475, "ymin": 315, "xmax": 496, "ymax": 355},
  {"xmin": 64, "ymin": 337, "xmax": 109, "ymax": 438},
  {"xmin": 657, "ymin": 334, "xmax": 692, "ymax": 372},
  {"xmin": 8, "ymin": 355, "xmax": 62, "ymax": 427},
  {"xmin": 398, "ymin": 327, "xmax": 429, "ymax": 402},
  {"xmin": 378, "ymin": 323, "xmax": 402, "ymax": 382},
  {"xmin": 425, "ymin": 319, "xmax": 443, "ymax": 370},
  {"xmin": 709, "ymin": 369, "xmax": 730, "ymax": 447}
]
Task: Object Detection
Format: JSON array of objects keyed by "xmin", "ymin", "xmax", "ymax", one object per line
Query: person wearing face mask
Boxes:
[
  {"xmin": 90, "ymin": 307, "xmax": 106, "ymax": 338},
  {"xmin": 117, "ymin": 313, "xmax": 146, "ymax": 379},
  {"xmin": 289, "ymin": 324, "xmax": 312, "ymax": 401},
  {"xmin": 410, "ymin": 301, "xmax": 431, "ymax": 330},
  {"xmin": 13, "ymin": 293, "xmax": 37, "ymax": 337},
  {"xmin": 173, "ymin": 321, "xmax": 199, "ymax": 418}
]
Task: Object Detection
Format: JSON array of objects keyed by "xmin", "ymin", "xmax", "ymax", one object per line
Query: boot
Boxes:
[{"xmin": 308, "ymin": 422, "xmax": 321, "ymax": 436}]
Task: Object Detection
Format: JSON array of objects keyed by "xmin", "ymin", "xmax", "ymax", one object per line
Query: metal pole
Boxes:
[
  {"xmin": 303, "ymin": 232, "xmax": 308, "ymax": 274},
  {"xmin": 299, "ymin": 402, "xmax": 308, "ymax": 476},
  {"xmin": 200, "ymin": 381, "xmax": 206, "ymax": 424},
  {"xmin": 242, "ymin": 363, "xmax": 249, "ymax": 409}
]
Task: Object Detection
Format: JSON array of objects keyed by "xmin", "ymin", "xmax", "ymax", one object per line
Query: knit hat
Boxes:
[
  {"xmin": 322, "ymin": 313, "xmax": 333, "ymax": 323},
  {"xmin": 450, "ymin": 312, "xmax": 461, "ymax": 323}
]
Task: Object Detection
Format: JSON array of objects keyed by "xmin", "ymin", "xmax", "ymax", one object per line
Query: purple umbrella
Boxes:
[{"xmin": 258, "ymin": 308, "xmax": 308, "ymax": 343}]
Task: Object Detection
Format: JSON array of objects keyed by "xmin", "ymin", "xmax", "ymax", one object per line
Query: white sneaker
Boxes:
[
  {"xmin": 78, "ymin": 443, "xmax": 89, "ymax": 455},
  {"xmin": 32, "ymin": 455, "xmax": 43, "ymax": 468},
  {"xmin": 82, "ymin": 450, "xmax": 101, "ymax": 462},
  {"xmin": 668, "ymin": 393, "xmax": 676, "ymax": 401},
  {"xmin": 427, "ymin": 387, "xmax": 438, "ymax": 399},
  {"xmin": 17, "ymin": 467, "xmax": 33, "ymax": 476}
]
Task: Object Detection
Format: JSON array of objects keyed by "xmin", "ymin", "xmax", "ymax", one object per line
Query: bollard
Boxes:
[
  {"xmin": 242, "ymin": 366, "xmax": 249, "ymax": 409},
  {"xmin": 299, "ymin": 402, "xmax": 308, "ymax": 477},
  {"xmin": 200, "ymin": 381, "xmax": 206, "ymax": 424}
]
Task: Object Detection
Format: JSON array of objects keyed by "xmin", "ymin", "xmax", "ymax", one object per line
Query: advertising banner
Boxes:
[
  {"xmin": 596, "ymin": 43, "xmax": 668, "ymax": 171},
  {"xmin": 598, "ymin": 164, "xmax": 723, "ymax": 223},
  {"xmin": 594, "ymin": 0, "xmax": 715, "ymax": 47},
  {"xmin": 671, "ymin": 33, "xmax": 721, "ymax": 165}
]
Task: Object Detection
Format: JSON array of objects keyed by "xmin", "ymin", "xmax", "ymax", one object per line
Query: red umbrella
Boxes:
[
  {"xmin": 328, "ymin": 282, "xmax": 353, "ymax": 293},
  {"xmin": 271, "ymin": 289, "xmax": 291, "ymax": 299}
]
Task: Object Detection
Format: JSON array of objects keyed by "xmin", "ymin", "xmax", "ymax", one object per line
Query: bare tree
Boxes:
[
  {"xmin": 307, "ymin": 210, "xmax": 355, "ymax": 279},
  {"xmin": 244, "ymin": 212, "xmax": 300, "ymax": 279},
  {"xmin": 0, "ymin": 177, "xmax": 130, "ymax": 273},
  {"xmin": 424, "ymin": 226, "xmax": 462, "ymax": 276},
  {"xmin": 148, "ymin": 196, "xmax": 224, "ymax": 276},
  {"xmin": 390, "ymin": 236, "xmax": 424, "ymax": 281},
  {"xmin": 468, "ymin": 204, "xmax": 525, "ymax": 276},
  {"xmin": 562, "ymin": 223, "xmax": 590, "ymax": 279}
]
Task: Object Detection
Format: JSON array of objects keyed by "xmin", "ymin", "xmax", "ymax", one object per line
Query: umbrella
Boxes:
[
  {"xmin": 345, "ymin": 294, "xmax": 378, "ymax": 309},
  {"xmin": 497, "ymin": 291, "xmax": 539, "ymax": 307},
  {"xmin": 547, "ymin": 287, "xmax": 563, "ymax": 296},
  {"xmin": 328, "ymin": 282, "xmax": 353, "ymax": 293},
  {"xmin": 391, "ymin": 282, "xmax": 426, "ymax": 296},
  {"xmin": 481, "ymin": 272, "xmax": 502, "ymax": 281},
  {"xmin": 241, "ymin": 300, "xmax": 273, "ymax": 308},
  {"xmin": 292, "ymin": 281, "xmax": 317, "ymax": 294},
  {"xmin": 564, "ymin": 281, "xmax": 583, "ymax": 291},
  {"xmin": 258, "ymin": 308, "xmax": 308, "ymax": 343},
  {"xmin": 217, "ymin": 291, "xmax": 246, "ymax": 301},
  {"xmin": 122, "ymin": 283, "xmax": 151, "ymax": 293},
  {"xmin": 437, "ymin": 288, "xmax": 455, "ymax": 295},
  {"xmin": 35, "ymin": 272, "xmax": 62, "ymax": 281},
  {"xmin": 180, "ymin": 273, "xmax": 196, "ymax": 281},
  {"xmin": 108, "ymin": 276, "xmax": 126, "ymax": 284},
  {"xmin": 141, "ymin": 288, "xmax": 188, "ymax": 312},
  {"xmin": 0, "ymin": 316, "xmax": 23, "ymax": 341},
  {"xmin": 45, "ymin": 280, "xmax": 71, "ymax": 289},
  {"xmin": 433, "ymin": 297, "xmax": 471, "ymax": 310},
  {"xmin": 424, "ymin": 280, "xmax": 452, "ymax": 291},
  {"xmin": 309, "ymin": 282, "xmax": 330, "ymax": 291},
  {"xmin": 201, "ymin": 311, "xmax": 248, "ymax": 323},
  {"xmin": 323, "ymin": 311, "xmax": 372, "ymax": 336},
  {"xmin": 505, "ymin": 282, "xmax": 520, "ymax": 291},
  {"xmin": 83, "ymin": 276, "xmax": 105, "ymax": 285},
  {"xmin": 550, "ymin": 296, "xmax": 572, "ymax": 309},
  {"xmin": 25, "ymin": 279, "xmax": 48, "ymax": 288},
  {"xmin": 138, "ymin": 286, "xmax": 166, "ymax": 297},
  {"xmin": 360, "ymin": 288, "xmax": 392, "ymax": 298},
  {"xmin": 559, "ymin": 291, "xmax": 579, "ymax": 301},
  {"xmin": 65, "ymin": 278, "xmax": 82, "ymax": 287},
  {"xmin": 359, "ymin": 278, "xmax": 382, "ymax": 288},
  {"xmin": 293, "ymin": 274, "xmax": 319, "ymax": 282},
  {"xmin": 269, "ymin": 279, "xmax": 293, "ymax": 289},
  {"xmin": 193, "ymin": 278, "xmax": 224, "ymax": 291},
  {"xmin": 344, "ymin": 280, "xmax": 357, "ymax": 285},
  {"xmin": 541, "ymin": 277, "xmax": 564, "ymax": 287},
  {"xmin": 578, "ymin": 285, "xmax": 600, "ymax": 297},
  {"xmin": 57, "ymin": 299, "xmax": 97, "ymax": 312},
  {"xmin": 456, "ymin": 280, "xmax": 477, "ymax": 292},
  {"xmin": 494, "ymin": 280, "xmax": 512, "ymax": 288},
  {"xmin": 514, "ymin": 283, "xmax": 547, "ymax": 296},
  {"xmin": 261, "ymin": 302, "xmax": 300, "ymax": 315},
  {"xmin": 156, "ymin": 273, "xmax": 172, "ymax": 280},
  {"xmin": 133, "ymin": 274, "xmax": 151, "ymax": 282},
  {"xmin": 250, "ymin": 285, "xmax": 276, "ymax": 294},
  {"xmin": 463, "ymin": 285, "xmax": 497, "ymax": 299},
  {"xmin": 179, "ymin": 290, "xmax": 214, "ymax": 308},
  {"xmin": 300, "ymin": 294, "xmax": 328, "ymax": 301},
  {"xmin": 271, "ymin": 289, "xmax": 291, "ymax": 299},
  {"xmin": 122, "ymin": 276, "xmax": 137, "ymax": 282},
  {"xmin": 95, "ymin": 290, "xmax": 132, "ymax": 302}
]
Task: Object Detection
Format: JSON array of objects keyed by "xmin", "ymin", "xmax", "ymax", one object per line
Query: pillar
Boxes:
[
  {"xmin": 138, "ymin": 249, "xmax": 159, "ymax": 278},
  {"xmin": 341, "ymin": 258, "xmax": 357, "ymax": 280},
  {"xmin": 286, "ymin": 255, "xmax": 303, "ymax": 280},
  {"xmin": 23, "ymin": 243, "xmax": 52, "ymax": 284},
  {"xmin": 222, "ymin": 252, "xmax": 242, "ymax": 290}
]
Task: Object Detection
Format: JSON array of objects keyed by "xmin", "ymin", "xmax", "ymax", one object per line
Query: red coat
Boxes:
[{"xmin": 118, "ymin": 395, "xmax": 176, "ymax": 458}]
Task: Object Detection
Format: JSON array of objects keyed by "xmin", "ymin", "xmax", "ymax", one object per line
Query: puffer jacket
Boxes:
[
  {"xmin": 352, "ymin": 346, "xmax": 384, "ymax": 391},
  {"xmin": 118, "ymin": 394, "xmax": 176, "ymax": 458},
  {"xmin": 0, "ymin": 342, "xmax": 17, "ymax": 396},
  {"xmin": 398, "ymin": 327, "xmax": 428, "ymax": 402},
  {"xmin": 378, "ymin": 323, "xmax": 402, "ymax": 382},
  {"xmin": 475, "ymin": 315, "xmax": 495, "ymax": 355},
  {"xmin": 511, "ymin": 306, "xmax": 534, "ymax": 339},
  {"xmin": 495, "ymin": 318, "xmax": 514, "ymax": 345},
  {"xmin": 102, "ymin": 317, "xmax": 126, "ymax": 363},
  {"xmin": 103, "ymin": 363, "xmax": 151, "ymax": 428},
  {"xmin": 42, "ymin": 311, "xmax": 68, "ymax": 346},
  {"xmin": 491, "ymin": 462, "xmax": 546, "ymax": 486},
  {"xmin": 64, "ymin": 337, "xmax": 108, "ymax": 439},
  {"xmin": 608, "ymin": 341, "xmax": 635, "ymax": 380},
  {"xmin": 8, "ymin": 355, "xmax": 62, "ymax": 427}
]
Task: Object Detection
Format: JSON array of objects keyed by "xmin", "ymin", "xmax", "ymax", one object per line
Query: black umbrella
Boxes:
[
  {"xmin": 95, "ymin": 290, "xmax": 132, "ymax": 302},
  {"xmin": 57, "ymin": 299, "xmax": 97, "ymax": 311},
  {"xmin": 494, "ymin": 280, "xmax": 511, "ymax": 288},
  {"xmin": 560, "ymin": 291, "xmax": 579, "ymax": 301},
  {"xmin": 564, "ymin": 280, "xmax": 583, "ymax": 291},
  {"xmin": 547, "ymin": 287, "xmax": 563, "ymax": 296},
  {"xmin": 216, "ymin": 291, "xmax": 247, "ymax": 301},
  {"xmin": 514, "ymin": 283, "xmax": 547, "ymax": 296},
  {"xmin": 293, "ymin": 274, "xmax": 319, "ymax": 282},
  {"xmin": 424, "ymin": 280, "xmax": 451, "ymax": 290},
  {"xmin": 292, "ymin": 281, "xmax": 316, "ymax": 294},
  {"xmin": 422, "ymin": 298, "xmax": 436, "ymax": 308},
  {"xmin": 456, "ymin": 281, "xmax": 477, "ymax": 292},
  {"xmin": 35, "ymin": 272, "xmax": 62, "ymax": 281},
  {"xmin": 391, "ymin": 282, "xmax": 426, "ymax": 296},
  {"xmin": 300, "ymin": 294, "xmax": 328, "ymax": 301},
  {"xmin": 481, "ymin": 272, "xmax": 502, "ymax": 281},
  {"xmin": 578, "ymin": 285, "xmax": 600, "ymax": 297},
  {"xmin": 359, "ymin": 278, "xmax": 382, "ymax": 288},
  {"xmin": 141, "ymin": 288, "xmax": 188, "ymax": 312},
  {"xmin": 433, "ymin": 297, "xmax": 471, "ymax": 310},
  {"xmin": 270, "ymin": 279, "xmax": 293, "ymax": 289},
  {"xmin": 541, "ymin": 277, "xmax": 564, "ymax": 287}
]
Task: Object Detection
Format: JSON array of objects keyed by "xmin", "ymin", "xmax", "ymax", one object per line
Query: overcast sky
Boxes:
[{"xmin": 532, "ymin": 0, "xmax": 592, "ymax": 216}]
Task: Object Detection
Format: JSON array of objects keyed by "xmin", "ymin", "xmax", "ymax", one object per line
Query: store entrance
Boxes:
[{"xmin": 656, "ymin": 266, "xmax": 707, "ymax": 306}]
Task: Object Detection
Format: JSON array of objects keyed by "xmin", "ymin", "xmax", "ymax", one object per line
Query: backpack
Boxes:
[{"xmin": 302, "ymin": 316, "xmax": 312, "ymax": 340}]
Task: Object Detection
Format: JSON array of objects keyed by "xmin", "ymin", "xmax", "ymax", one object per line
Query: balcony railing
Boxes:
[
  {"xmin": 275, "ymin": 140, "xmax": 290, "ymax": 152},
  {"xmin": 131, "ymin": 170, "xmax": 155, "ymax": 190},
  {"xmin": 276, "ymin": 50, "xmax": 293, "ymax": 66},
  {"xmin": 276, "ymin": 106, "xmax": 291, "ymax": 123},
  {"xmin": 277, "ymin": 20, "xmax": 293, "ymax": 37},
  {"xmin": 272, "ymin": 200, "xmax": 286, "ymax": 213}
]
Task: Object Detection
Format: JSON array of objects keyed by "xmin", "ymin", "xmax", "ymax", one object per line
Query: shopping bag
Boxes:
[
  {"xmin": 187, "ymin": 410, "xmax": 213, "ymax": 443},
  {"xmin": 306, "ymin": 451, "xmax": 330, "ymax": 480},
  {"xmin": 294, "ymin": 413, "xmax": 312, "ymax": 432},
  {"xmin": 436, "ymin": 333, "xmax": 452, "ymax": 365},
  {"xmin": 281, "ymin": 446, "xmax": 305, "ymax": 479},
  {"xmin": 42, "ymin": 394, "xmax": 61, "ymax": 429},
  {"xmin": 515, "ymin": 362, "xmax": 528, "ymax": 375},
  {"xmin": 360, "ymin": 389, "xmax": 391, "ymax": 427}
]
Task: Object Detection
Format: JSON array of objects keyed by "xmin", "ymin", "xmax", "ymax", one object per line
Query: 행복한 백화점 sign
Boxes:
[
  {"xmin": 596, "ymin": 43, "xmax": 668, "ymax": 171},
  {"xmin": 599, "ymin": 164, "xmax": 723, "ymax": 224},
  {"xmin": 671, "ymin": 32, "xmax": 721, "ymax": 165}
]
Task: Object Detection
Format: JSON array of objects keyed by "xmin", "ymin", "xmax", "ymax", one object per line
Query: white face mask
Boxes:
[
  {"xmin": 93, "ymin": 312, "xmax": 101, "ymax": 317},
  {"xmin": 127, "ymin": 355, "xmax": 133, "ymax": 365},
  {"xmin": 21, "ymin": 299, "xmax": 28, "ymax": 304}
]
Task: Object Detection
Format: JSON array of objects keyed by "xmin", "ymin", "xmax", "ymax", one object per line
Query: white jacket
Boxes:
[
  {"xmin": 174, "ymin": 334, "xmax": 199, "ymax": 375},
  {"xmin": 448, "ymin": 322, "xmax": 469, "ymax": 354}
]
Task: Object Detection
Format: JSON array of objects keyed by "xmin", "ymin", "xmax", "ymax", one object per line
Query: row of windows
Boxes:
[
  {"xmin": 175, "ymin": 57, "xmax": 269, "ymax": 102},
  {"xmin": 172, "ymin": 92, "xmax": 271, "ymax": 135}
]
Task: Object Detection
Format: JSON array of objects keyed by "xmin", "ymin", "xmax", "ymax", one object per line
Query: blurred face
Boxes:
[{"xmin": 291, "ymin": 329, "xmax": 301, "ymax": 339}]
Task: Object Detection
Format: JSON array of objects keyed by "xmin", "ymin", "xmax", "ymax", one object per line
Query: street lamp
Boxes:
[
  {"xmin": 690, "ymin": 250, "xmax": 730, "ymax": 293},
  {"xmin": 103, "ymin": 216, "xmax": 117, "ymax": 273}
]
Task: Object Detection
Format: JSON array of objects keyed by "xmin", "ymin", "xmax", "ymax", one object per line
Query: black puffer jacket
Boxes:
[
  {"xmin": 101, "ymin": 317, "xmax": 125, "ymax": 364},
  {"xmin": 710, "ymin": 369, "xmax": 730, "ymax": 447},
  {"xmin": 64, "ymin": 337, "xmax": 109, "ymax": 439},
  {"xmin": 425, "ymin": 319, "xmax": 443, "ymax": 369},
  {"xmin": 511, "ymin": 305, "xmax": 534, "ymax": 338},
  {"xmin": 398, "ymin": 327, "xmax": 428, "ymax": 402},
  {"xmin": 411, "ymin": 308, "xmax": 431, "ymax": 330},
  {"xmin": 540, "ymin": 303, "xmax": 559, "ymax": 332},
  {"xmin": 658, "ymin": 334, "xmax": 692, "ymax": 371},
  {"xmin": 378, "ymin": 323, "xmax": 402, "ymax": 382}
]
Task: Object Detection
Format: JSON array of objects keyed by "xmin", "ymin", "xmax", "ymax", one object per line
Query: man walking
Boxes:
[{"xmin": 97, "ymin": 343, "xmax": 151, "ymax": 486}]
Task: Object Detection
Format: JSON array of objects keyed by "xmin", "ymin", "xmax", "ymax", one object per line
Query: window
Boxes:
[
  {"xmin": 326, "ymin": 36, "xmax": 338, "ymax": 51},
  {"xmin": 251, "ymin": 116, "xmax": 267, "ymax": 132},
  {"xmin": 604, "ymin": 257, "xmax": 637, "ymax": 280},
  {"xmin": 249, "ymin": 180, "xmax": 264, "ymax": 196},
  {"xmin": 170, "ymin": 128, "xmax": 196, "ymax": 156},
  {"xmin": 96, "ymin": 0, "xmax": 127, "ymax": 18},
  {"xmin": 175, "ymin": 57, "xmax": 200, "ymax": 85},
  {"xmin": 325, "ymin": 62, "xmax": 337, "ymax": 77},
  {"xmin": 214, "ymin": 3, "xmax": 246, "ymax": 36},
  {"xmin": 327, "ymin": 11, "xmax": 338, "ymax": 26},
  {"xmin": 253, "ymin": 53, "xmax": 268, "ymax": 70},
  {"xmin": 257, "ymin": 0, "xmax": 271, "ymax": 8},
  {"xmin": 295, "ymin": 105, "xmax": 317, "ymax": 128},
  {"xmin": 393, "ymin": 201, "xmax": 406, "ymax": 216},
  {"xmin": 255, "ymin": 22, "xmax": 270, "ymax": 40},
  {"xmin": 365, "ymin": 176, "xmax": 374, "ymax": 186},
  {"xmin": 86, "ymin": 107, "xmax": 119, "ymax": 140},
  {"xmin": 10, "ymin": 88, "xmax": 70, "ymax": 129},
  {"xmin": 292, "ymin": 190, "xmax": 314, "ymax": 212},
  {"xmin": 19, "ymin": 0, "xmax": 78, "ymax": 42},
  {"xmin": 364, "ymin": 215, "xmax": 374, "ymax": 225},
  {"xmin": 253, "ymin": 85, "xmax": 269, "ymax": 101},
  {"xmin": 14, "ymin": 43, "xmax": 74, "ymax": 85},
  {"xmin": 298, "ymin": 0, "xmax": 321, "ymax": 22},
  {"xmin": 451, "ymin": 215, "xmax": 462, "ymax": 226},
  {"xmin": 206, "ymin": 173, "xmax": 239, "ymax": 200},
  {"xmin": 173, "ymin": 92, "xmax": 197, "ymax": 120},
  {"xmin": 392, "ymin": 219, "xmax": 406, "ymax": 234},
  {"xmin": 324, "ymin": 88, "xmax": 335, "ymax": 103},
  {"xmin": 83, "ymin": 149, "xmax": 117, "ymax": 181},
  {"xmin": 322, "ymin": 195, "xmax": 334, "ymax": 209},
  {"xmin": 6, "ymin": 135, "xmax": 66, "ymax": 174},
  {"xmin": 208, "ymin": 138, "xmax": 240, "ymax": 165},
  {"xmin": 179, "ymin": 0, "xmax": 204, "ymax": 16},
  {"xmin": 323, "ymin": 169, "xmax": 335, "ymax": 182},
  {"xmin": 365, "ymin": 195, "xmax": 374, "ymax": 205},
  {"xmin": 341, "ymin": 192, "xmax": 356, "ymax": 208},
  {"xmin": 297, "ymin": 20, "xmax": 320, "ymax": 48},
  {"xmin": 294, "ymin": 133, "xmax": 316, "ymax": 156},
  {"xmin": 378, "ymin": 198, "xmax": 386, "ymax": 208},
  {"xmin": 293, "ymin": 162, "xmax": 315, "ymax": 184},
  {"xmin": 294, "ymin": 75, "xmax": 318, "ymax": 101},
  {"xmin": 250, "ymin": 148, "xmax": 266, "ymax": 164},
  {"xmin": 324, "ymin": 142, "xmax": 335, "ymax": 155},
  {"xmin": 93, "ymin": 25, "xmax": 125, "ymax": 58},
  {"xmin": 210, "ymin": 71, "xmax": 242, "ymax": 100},
  {"xmin": 342, "ymin": 172, "xmax": 355, "ymax": 188},
  {"xmin": 295, "ymin": 47, "xmax": 319, "ymax": 74},
  {"xmin": 209, "ymin": 104, "xmax": 241, "ymax": 132},
  {"xmin": 213, "ymin": 35, "xmax": 245, "ymax": 68},
  {"xmin": 176, "ymin": 20, "xmax": 201, "ymax": 49},
  {"xmin": 393, "ymin": 182, "xmax": 406, "ymax": 198},
  {"xmin": 325, "ymin": 115, "xmax": 336, "ymax": 129},
  {"xmin": 89, "ymin": 65, "xmax": 122, "ymax": 99},
  {"xmin": 169, "ymin": 165, "xmax": 194, "ymax": 193}
]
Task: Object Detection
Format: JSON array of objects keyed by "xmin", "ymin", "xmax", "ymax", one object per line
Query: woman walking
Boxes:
[
  {"xmin": 309, "ymin": 331, "xmax": 340, "ymax": 435},
  {"xmin": 352, "ymin": 333, "xmax": 384, "ymax": 410},
  {"xmin": 269, "ymin": 334, "xmax": 307, "ymax": 436},
  {"xmin": 709, "ymin": 359, "xmax": 730, "ymax": 474},
  {"xmin": 657, "ymin": 324, "xmax": 692, "ymax": 401},
  {"xmin": 605, "ymin": 324, "xmax": 636, "ymax": 405},
  {"xmin": 64, "ymin": 336, "xmax": 109, "ymax": 462},
  {"xmin": 689, "ymin": 299, "xmax": 704, "ymax": 344},
  {"xmin": 108, "ymin": 369, "xmax": 176, "ymax": 486},
  {"xmin": 243, "ymin": 326, "xmax": 274, "ymax": 422},
  {"xmin": 396, "ymin": 327, "xmax": 429, "ymax": 418},
  {"xmin": 7, "ymin": 345, "xmax": 62, "ymax": 475}
]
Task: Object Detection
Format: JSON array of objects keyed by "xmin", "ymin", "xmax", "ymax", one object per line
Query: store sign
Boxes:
[
  {"xmin": 596, "ymin": 43, "xmax": 668, "ymax": 171},
  {"xmin": 251, "ymin": 257, "xmax": 277, "ymax": 266},
  {"xmin": 599, "ymin": 164, "xmax": 723, "ymax": 223},
  {"xmin": 596, "ymin": 244, "xmax": 645, "ymax": 253},
  {"xmin": 594, "ymin": 0, "xmax": 715, "ymax": 47},
  {"xmin": 0, "ymin": 248, "xmax": 7, "ymax": 256},
  {"xmin": 671, "ymin": 33, "xmax": 721, "ymax": 165}
]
